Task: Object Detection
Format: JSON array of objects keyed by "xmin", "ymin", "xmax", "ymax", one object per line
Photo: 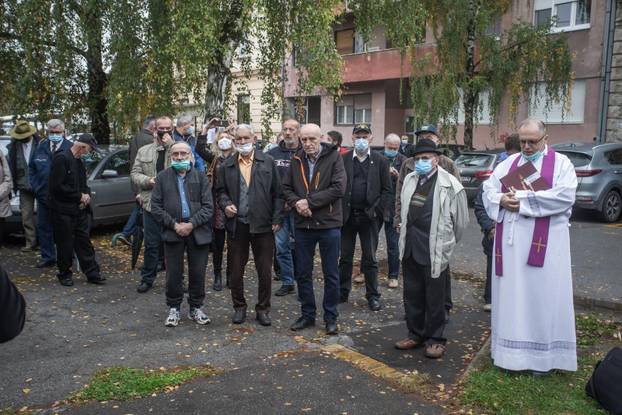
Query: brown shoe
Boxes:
[
  {"xmin": 394, "ymin": 338, "xmax": 424, "ymax": 350},
  {"xmin": 425, "ymin": 343, "xmax": 446, "ymax": 359}
]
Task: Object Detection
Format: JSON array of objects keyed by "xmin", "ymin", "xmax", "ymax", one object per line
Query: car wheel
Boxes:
[{"xmin": 600, "ymin": 190, "xmax": 621, "ymax": 223}]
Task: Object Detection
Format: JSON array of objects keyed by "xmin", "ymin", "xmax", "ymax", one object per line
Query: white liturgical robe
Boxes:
[{"xmin": 483, "ymin": 145, "xmax": 578, "ymax": 372}]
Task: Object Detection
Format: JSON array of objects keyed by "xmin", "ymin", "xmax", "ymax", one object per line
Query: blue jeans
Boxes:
[
  {"xmin": 295, "ymin": 228, "xmax": 340, "ymax": 323},
  {"xmin": 380, "ymin": 218, "xmax": 400, "ymax": 279},
  {"xmin": 121, "ymin": 205, "xmax": 140, "ymax": 237},
  {"xmin": 275, "ymin": 212, "xmax": 295, "ymax": 286},
  {"xmin": 141, "ymin": 210, "xmax": 162, "ymax": 285},
  {"xmin": 36, "ymin": 200, "xmax": 56, "ymax": 263}
]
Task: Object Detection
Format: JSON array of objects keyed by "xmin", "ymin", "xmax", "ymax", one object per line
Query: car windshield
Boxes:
[
  {"xmin": 557, "ymin": 151, "xmax": 591, "ymax": 167},
  {"xmin": 455, "ymin": 154, "xmax": 494, "ymax": 168}
]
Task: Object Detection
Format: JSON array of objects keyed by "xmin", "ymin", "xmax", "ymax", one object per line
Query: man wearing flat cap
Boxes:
[
  {"xmin": 394, "ymin": 138, "xmax": 468, "ymax": 359},
  {"xmin": 48, "ymin": 133, "xmax": 105, "ymax": 287},
  {"xmin": 7, "ymin": 120, "xmax": 41, "ymax": 252}
]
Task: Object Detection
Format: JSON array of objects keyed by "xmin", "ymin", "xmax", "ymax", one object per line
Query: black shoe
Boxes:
[
  {"xmin": 36, "ymin": 260, "xmax": 55, "ymax": 268},
  {"xmin": 290, "ymin": 316, "xmax": 315, "ymax": 331},
  {"xmin": 58, "ymin": 277, "xmax": 74, "ymax": 287},
  {"xmin": 275, "ymin": 284, "xmax": 295, "ymax": 296},
  {"xmin": 232, "ymin": 308, "xmax": 247, "ymax": 324},
  {"xmin": 87, "ymin": 276, "xmax": 107, "ymax": 285},
  {"xmin": 368, "ymin": 298, "xmax": 381, "ymax": 311},
  {"xmin": 273, "ymin": 272, "xmax": 281, "ymax": 281},
  {"xmin": 256, "ymin": 312, "xmax": 272, "ymax": 326},
  {"xmin": 325, "ymin": 321, "xmax": 338, "ymax": 335},
  {"xmin": 339, "ymin": 296, "xmax": 348, "ymax": 304},
  {"xmin": 213, "ymin": 274, "xmax": 223, "ymax": 291},
  {"xmin": 137, "ymin": 282, "xmax": 152, "ymax": 293}
]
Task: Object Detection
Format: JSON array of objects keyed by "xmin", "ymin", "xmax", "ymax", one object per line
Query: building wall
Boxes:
[{"xmin": 606, "ymin": 0, "xmax": 622, "ymax": 142}]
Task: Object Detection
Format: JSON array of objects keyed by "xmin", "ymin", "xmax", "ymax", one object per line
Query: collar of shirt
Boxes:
[
  {"xmin": 353, "ymin": 147, "xmax": 371, "ymax": 162},
  {"xmin": 238, "ymin": 151, "xmax": 254, "ymax": 166},
  {"xmin": 50, "ymin": 138, "xmax": 64, "ymax": 151},
  {"xmin": 418, "ymin": 168, "xmax": 438, "ymax": 186}
]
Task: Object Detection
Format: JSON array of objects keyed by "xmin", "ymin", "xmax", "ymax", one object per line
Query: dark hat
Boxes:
[
  {"xmin": 411, "ymin": 138, "xmax": 442, "ymax": 156},
  {"xmin": 414, "ymin": 124, "xmax": 438, "ymax": 136},
  {"xmin": 9, "ymin": 120, "xmax": 37, "ymax": 140},
  {"xmin": 353, "ymin": 123, "xmax": 372, "ymax": 134},
  {"xmin": 75, "ymin": 133, "xmax": 100, "ymax": 152}
]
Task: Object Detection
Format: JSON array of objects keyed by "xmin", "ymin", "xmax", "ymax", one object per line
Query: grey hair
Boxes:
[
  {"xmin": 46, "ymin": 119, "xmax": 65, "ymax": 130},
  {"xmin": 142, "ymin": 116, "xmax": 156, "ymax": 129},
  {"xmin": 176, "ymin": 114, "xmax": 193, "ymax": 127},
  {"xmin": 518, "ymin": 118, "xmax": 546, "ymax": 135},
  {"xmin": 384, "ymin": 133, "xmax": 401, "ymax": 144},
  {"xmin": 236, "ymin": 123, "xmax": 254, "ymax": 135}
]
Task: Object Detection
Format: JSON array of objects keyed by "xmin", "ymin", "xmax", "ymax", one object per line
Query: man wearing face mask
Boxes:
[
  {"xmin": 29, "ymin": 119, "xmax": 73, "ymax": 269},
  {"xmin": 48, "ymin": 134, "xmax": 106, "ymax": 287},
  {"xmin": 151, "ymin": 142, "xmax": 214, "ymax": 327},
  {"xmin": 268, "ymin": 119, "xmax": 301, "ymax": 297},
  {"xmin": 173, "ymin": 114, "xmax": 206, "ymax": 173},
  {"xmin": 379, "ymin": 133, "xmax": 407, "ymax": 289},
  {"xmin": 215, "ymin": 124, "xmax": 282, "ymax": 327},
  {"xmin": 394, "ymin": 138, "xmax": 468, "ymax": 359},
  {"xmin": 131, "ymin": 116, "xmax": 174, "ymax": 293},
  {"xmin": 339, "ymin": 124, "xmax": 392, "ymax": 311}
]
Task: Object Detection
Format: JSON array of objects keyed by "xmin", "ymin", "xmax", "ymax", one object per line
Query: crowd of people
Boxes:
[{"xmin": 0, "ymin": 115, "xmax": 578, "ymax": 374}]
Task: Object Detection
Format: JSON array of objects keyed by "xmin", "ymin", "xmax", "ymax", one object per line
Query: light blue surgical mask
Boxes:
[
  {"xmin": 236, "ymin": 142, "xmax": 254, "ymax": 156},
  {"xmin": 521, "ymin": 151, "xmax": 543, "ymax": 163},
  {"xmin": 185, "ymin": 126, "xmax": 194, "ymax": 136},
  {"xmin": 384, "ymin": 149, "xmax": 398, "ymax": 158},
  {"xmin": 354, "ymin": 138, "xmax": 369, "ymax": 153},
  {"xmin": 48, "ymin": 134, "xmax": 63, "ymax": 143},
  {"xmin": 171, "ymin": 160, "xmax": 192, "ymax": 172},
  {"xmin": 415, "ymin": 159, "xmax": 433, "ymax": 175}
]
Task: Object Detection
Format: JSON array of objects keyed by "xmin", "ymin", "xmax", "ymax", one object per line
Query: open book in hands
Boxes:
[{"xmin": 500, "ymin": 161, "xmax": 551, "ymax": 192}]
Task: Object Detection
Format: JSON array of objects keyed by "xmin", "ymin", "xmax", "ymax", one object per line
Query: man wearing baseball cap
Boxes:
[{"xmin": 48, "ymin": 133, "xmax": 105, "ymax": 286}]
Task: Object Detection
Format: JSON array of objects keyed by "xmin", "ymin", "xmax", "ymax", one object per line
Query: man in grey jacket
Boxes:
[{"xmin": 393, "ymin": 139, "xmax": 468, "ymax": 359}]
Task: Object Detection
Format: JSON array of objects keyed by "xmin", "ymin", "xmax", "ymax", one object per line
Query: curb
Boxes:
[{"xmin": 573, "ymin": 295, "xmax": 622, "ymax": 313}]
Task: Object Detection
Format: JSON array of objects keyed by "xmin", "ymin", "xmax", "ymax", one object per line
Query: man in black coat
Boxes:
[
  {"xmin": 215, "ymin": 124, "xmax": 282, "ymax": 327},
  {"xmin": 48, "ymin": 134, "xmax": 105, "ymax": 287},
  {"xmin": 151, "ymin": 141, "xmax": 214, "ymax": 327},
  {"xmin": 339, "ymin": 124, "xmax": 392, "ymax": 311},
  {"xmin": 0, "ymin": 262, "xmax": 26, "ymax": 343}
]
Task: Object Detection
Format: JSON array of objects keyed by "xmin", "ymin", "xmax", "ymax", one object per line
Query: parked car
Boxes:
[
  {"xmin": 455, "ymin": 150, "xmax": 503, "ymax": 201},
  {"xmin": 553, "ymin": 142, "xmax": 622, "ymax": 222},
  {"xmin": 5, "ymin": 145, "xmax": 135, "ymax": 234}
]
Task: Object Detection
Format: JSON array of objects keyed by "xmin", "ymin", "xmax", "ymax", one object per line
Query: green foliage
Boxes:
[
  {"xmin": 70, "ymin": 366, "xmax": 218, "ymax": 402},
  {"xmin": 575, "ymin": 313, "xmax": 620, "ymax": 346}
]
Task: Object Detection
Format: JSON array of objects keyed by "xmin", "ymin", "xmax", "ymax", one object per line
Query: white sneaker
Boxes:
[
  {"xmin": 188, "ymin": 307, "xmax": 211, "ymax": 325},
  {"xmin": 483, "ymin": 303, "xmax": 492, "ymax": 312},
  {"xmin": 388, "ymin": 279, "xmax": 399, "ymax": 289},
  {"xmin": 165, "ymin": 308, "xmax": 180, "ymax": 327}
]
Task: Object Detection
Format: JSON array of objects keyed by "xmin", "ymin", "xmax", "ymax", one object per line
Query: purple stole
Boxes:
[{"xmin": 494, "ymin": 148, "xmax": 556, "ymax": 276}]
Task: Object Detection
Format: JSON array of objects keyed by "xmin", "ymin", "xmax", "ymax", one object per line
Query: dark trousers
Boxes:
[
  {"xmin": 51, "ymin": 210, "xmax": 100, "ymax": 280},
  {"xmin": 36, "ymin": 200, "xmax": 56, "ymax": 263},
  {"xmin": 211, "ymin": 227, "xmax": 226, "ymax": 276},
  {"xmin": 484, "ymin": 253, "xmax": 492, "ymax": 304},
  {"xmin": 402, "ymin": 254, "xmax": 447, "ymax": 345},
  {"xmin": 141, "ymin": 210, "xmax": 162, "ymax": 285},
  {"xmin": 228, "ymin": 221, "xmax": 274, "ymax": 312},
  {"xmin": 444, "ymin": 266, "xmax": 452, "ymax": 311},
  {"xmin": 378, "ymin": 218, "xmax": 400, "ymax": 279},
  {"xmin": 295, "ymin": 228, "xmax": 341, "ymax": 323},
  {"xmin": 339, "ymin": 212, "xmax": 380, "ymax": 301},
  {"xmin": 164, "ymin": 236, "xmax": 208, "ymax": 309}
]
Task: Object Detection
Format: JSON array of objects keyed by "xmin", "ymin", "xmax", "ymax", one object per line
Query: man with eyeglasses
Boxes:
[
  {"xmin": 393, "ymin": 138, "xmax": 468, "ymax": 359},
  {"xmin": 482, "ymin": 118, "xmax": 578, "ymax": 375}
]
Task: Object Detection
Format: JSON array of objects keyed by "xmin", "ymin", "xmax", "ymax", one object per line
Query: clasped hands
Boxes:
[
  {"xmin": 500, "ymin": 187, "xmax": 520, "ymax": 212},
  {"xmin": 295, "ymin": 199, "xmax": 312, "ymax": 218},
  {"xmin": 174, "ymin": 222, "xmax": 193, "ymax": 237},
  {"xmin": 79, "ymin": 193, "xmax": 91, "ymax": 209}
]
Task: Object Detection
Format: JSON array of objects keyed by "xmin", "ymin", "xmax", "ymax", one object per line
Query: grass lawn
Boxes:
[{"xmin": 460, "ymin": 313, "xmax": 621, "ymax": 414}]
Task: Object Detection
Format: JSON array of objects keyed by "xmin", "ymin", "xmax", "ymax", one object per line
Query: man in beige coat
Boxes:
[{"xmin": 393, "ymin": 139, "xmax": 468, "ymax": 359}]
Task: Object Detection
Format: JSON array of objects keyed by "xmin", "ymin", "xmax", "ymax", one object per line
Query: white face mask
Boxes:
[
  {"xmin": 218, "ymin": 137, "xmax": 232, "ymax": 150},
  {"xmin": 236, "ymin": 142, "xmax": 254, "ymax": 156}
]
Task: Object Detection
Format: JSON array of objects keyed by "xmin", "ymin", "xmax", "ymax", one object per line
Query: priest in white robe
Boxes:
[{"xmin": 483, "ymin": 118, "xmax": 577, "ymax": 373}]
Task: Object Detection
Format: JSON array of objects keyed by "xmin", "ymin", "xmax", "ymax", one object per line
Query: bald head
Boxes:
[
  {"xmin": 518, "ymin": 118, "xmax": 546, "ymax": 136},
  {"xmin": 300, "ymin": 124, "xmax": 322, "ymax": 156}
]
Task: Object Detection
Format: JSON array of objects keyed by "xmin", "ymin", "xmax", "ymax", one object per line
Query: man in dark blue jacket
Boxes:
[
  {"xmin": 268, "ymin": 119, "xmax": 301, "ymax": 296},
  {"xmin": 29, "ymin": 119, "xmax": 72, "ymax": 268}
]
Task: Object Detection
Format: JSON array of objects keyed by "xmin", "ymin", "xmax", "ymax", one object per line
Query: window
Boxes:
[
  {"xmin": 286, "ymin": 97, "xmax": 321, "ymax": 125},
  {"xmin": 237, "ymin": 94, "xmax": 250, "ymax": 124},
  {"xmin": 102, "ymin": 151, "xmax": 130, "ymax": 177},
  {"xmin": 528, "ymin": 80, "xmax": 586, "ymax": 124},
  {"xmin": 605, "ymin": 149, "xmax": 622, "ymax": 165},
  {"xmin": 335, "ymin": 94, "xmax": 371, "ymax": 126},
  {"xmin": 335, "ymin": 29, "xmax": 354, "ymax": 55},
  {"xmin": 534, "ymin": 0, "xmax": 591, "ymax": 31},
  {"xmin": 557, "ymin": 151, "xmax": 592, "ymax": 167}
]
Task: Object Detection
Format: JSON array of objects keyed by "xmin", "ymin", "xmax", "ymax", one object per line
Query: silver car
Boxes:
[
  {"xmin": 5, "ymin": 144, "xmax": 135, "ymax": 233},
  {"xmin": 554, "ymin": 142, "xmax": 622, "ymax": 223}
]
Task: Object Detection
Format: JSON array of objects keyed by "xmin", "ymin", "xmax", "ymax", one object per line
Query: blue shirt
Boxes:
[{"xmin": 176, "ymin": 173, "xmax": 191, "ymax": 219}]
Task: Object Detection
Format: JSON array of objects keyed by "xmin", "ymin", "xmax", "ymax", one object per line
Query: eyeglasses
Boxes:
[{"xmin": 519, "ymin": 134, "xmax": 546, "ymax": 146}]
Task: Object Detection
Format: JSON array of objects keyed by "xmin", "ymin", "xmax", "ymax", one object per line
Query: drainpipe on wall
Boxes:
[{"xmin": 598, "ymin": 0, "xmax": 617, "ymax": 143}]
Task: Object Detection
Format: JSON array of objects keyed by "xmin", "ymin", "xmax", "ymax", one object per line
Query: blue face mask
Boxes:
[
  {"xmin": 354, "ymin": 138, "xmax": 369, "ymax": 153},
  {"xmin": 171, "ymin": 160, "xmax": 192, "ymax": 172},
  {"xmin": 415, "ymin": 159, "xmax": 433, "ymax": 175},
  {"xmin": 185, "ymin": 127, "xmax": 194, "ymax": 136},
  {"xmin": 48, "ymin": 134, "xmax": 63, "ymax": 143},
  {"xmin": 521, "ymin": 151, "xmax": 543, "ymax": 163},
  {"xmin": 384, "ymin": 149, "xmax": 398, "ymax": 158}
]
